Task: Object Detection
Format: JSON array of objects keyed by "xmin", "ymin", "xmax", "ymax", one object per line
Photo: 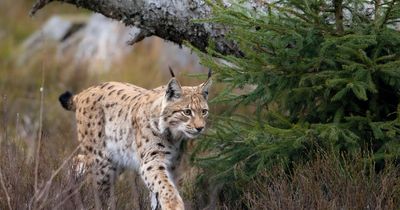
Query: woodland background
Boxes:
[{"xmin": 1, "ymin": 0, "xmax": 400, "ymax": 209}]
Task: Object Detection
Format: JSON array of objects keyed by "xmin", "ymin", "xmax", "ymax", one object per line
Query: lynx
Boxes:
[{"xmin": 59, "ymin": 68, "xmax": 211, "ymax": 210}]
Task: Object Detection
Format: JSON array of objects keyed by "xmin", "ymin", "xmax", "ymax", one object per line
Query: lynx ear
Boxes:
[
  {"xmin": 166, "ymin": 78, "xmax": 182, "ymax": 100},
  {"xmin": 200, "ymin": 69, "xmax": 212, "ymax": 100},
  {"xmin": 165, "ymin": 66, "xmax": 182, "ymax": 100}
]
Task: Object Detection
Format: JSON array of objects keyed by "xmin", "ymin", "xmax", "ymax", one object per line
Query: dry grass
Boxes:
[
  {"xmin": 238, "ymin": 153, "xmax": 400, "ymax": 210},
  {"xmin": 196, "ymin": 152, "xmax": 400, "ymax": 210}
]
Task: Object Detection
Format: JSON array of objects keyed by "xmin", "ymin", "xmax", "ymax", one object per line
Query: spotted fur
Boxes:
[{"xmin": 60, "ymin": 72, "xmax": 211, "ymax": 210}]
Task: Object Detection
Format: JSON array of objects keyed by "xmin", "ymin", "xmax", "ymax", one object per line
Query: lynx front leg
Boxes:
[
  {"xmin": 141, "ymin": 165, "xmax": 184, "ymax": 210},
  {"xmin": 140, "ymin": 155, "xmax": 184, "ymax": 210}
]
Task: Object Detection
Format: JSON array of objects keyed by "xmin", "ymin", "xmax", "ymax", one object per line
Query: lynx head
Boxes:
[{"xmin": 160, "ymin": 68, "xmax": 212, "ymax": 139}]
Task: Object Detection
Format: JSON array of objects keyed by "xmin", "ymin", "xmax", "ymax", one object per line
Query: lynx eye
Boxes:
[
  {"xmin": 182, "ymin": 109, "xmax": 192, "ymax": 116},
  {"xmin": 202, "ymin": 109, "xmax": 208, "ymax": 115}
]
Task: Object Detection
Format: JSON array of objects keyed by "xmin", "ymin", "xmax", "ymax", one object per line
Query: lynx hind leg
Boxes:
[
  {"xmin": 70, "ymin": 153, "xmax": 119, "ymax": 209},
  {"xmin": 69, "ymin": 154, "xmax": 90, "ymax": 210},
  {"xmin": 91, "ymin": 155, "xmax": 120, "ymax": 209},
  {"xmin": 71, "ymin": 154, "xmax": 90, "ymax": 181}
]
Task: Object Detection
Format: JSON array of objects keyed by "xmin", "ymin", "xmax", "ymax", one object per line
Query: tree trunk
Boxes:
[{"xmin": 30, "ymin": 0, "xmax": 243, "ymax": 56}]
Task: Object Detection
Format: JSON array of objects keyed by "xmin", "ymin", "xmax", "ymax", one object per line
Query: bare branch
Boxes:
[
  {"xmin": 0, "ymin": 170, "xmax": 12, "ymax": 210},
  {"xmin": 30, "ymin": 0, "xmax": 243, "ymax": 56},
  {"xmin": 32, "ymin": 66, "xmax": 45, "ymax": 210},
  {"xmin": 34, "ymin": 145, "xmax": 81, "ymax": 209},
  {"xmin": 334, "ymin": 0, "xmax": 344, "ymax": 35},
  {"xmin": 0, "ymin": 96, "xmax": 12, "ymax": 210},
  {"xmin": 30, "ymin": 0, "xmax": 53, "ymax": 16}
]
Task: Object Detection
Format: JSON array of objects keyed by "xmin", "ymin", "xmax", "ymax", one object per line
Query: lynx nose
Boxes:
[{"xmin": 195, "ymin": 127, "xmax": 204, "ymax": 132}]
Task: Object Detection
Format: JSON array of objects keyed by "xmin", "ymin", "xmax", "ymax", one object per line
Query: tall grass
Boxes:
[{"xmin": 242, "ymin": 153, "xmax": 400, "ymax": 210}]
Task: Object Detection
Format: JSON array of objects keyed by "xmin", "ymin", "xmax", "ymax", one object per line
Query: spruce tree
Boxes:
[{"xmin": 194, "ymin": 0, "xmax": 400, "ymax": 204}]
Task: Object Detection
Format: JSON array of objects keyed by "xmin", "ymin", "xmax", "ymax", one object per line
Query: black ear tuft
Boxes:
[
  {"xmin": 169, "ymin": 66, "xmax": 175, "ymax": 77},
  {"xmin": 200, "ymin": 70, "xmax": 212, "ymax": 100}
]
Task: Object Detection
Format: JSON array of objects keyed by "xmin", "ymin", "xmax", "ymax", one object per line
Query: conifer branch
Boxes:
[{"xmin": 380, "ymin": 0, "xmax": 397, "ymax": 28}]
